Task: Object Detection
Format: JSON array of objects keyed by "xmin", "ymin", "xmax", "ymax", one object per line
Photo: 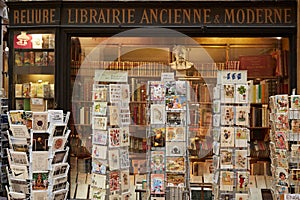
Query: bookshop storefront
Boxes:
[{"xmin": 5, "ymin": 1, "xmax": 298, "ymax": 200}]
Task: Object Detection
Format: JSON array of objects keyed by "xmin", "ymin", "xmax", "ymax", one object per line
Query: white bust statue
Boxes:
[{"xmin": 170, "ymin": 45, "xmax": 193, "ymax": 70}]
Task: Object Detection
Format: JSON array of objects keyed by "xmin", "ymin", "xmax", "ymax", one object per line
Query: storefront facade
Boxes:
[{"xmin": 5, "ymin": 1, "xmax": 298, "ymax": 199}]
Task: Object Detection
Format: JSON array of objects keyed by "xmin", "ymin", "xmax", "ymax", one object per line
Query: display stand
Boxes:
[
  {"xmin": 0, "ymin": 98, "xmax": 9, "ymax": 196},
  {"xmin": 147, "ymin": 75, "xmax": 190, "ymax": 200},
  {"xmin": 5, "ymin": 110, "xmax": 70, "ymax": 200},
  {"xmin": 212, "ymin": 70, "xmax": 250, "ymax": 200},
  {"xmin": 90, "ymin": 70, "xmax": 131, "ymax": 200},
  {"xmin": 269, "ymin": 94, "xmax": 300, "ymax": 200}
]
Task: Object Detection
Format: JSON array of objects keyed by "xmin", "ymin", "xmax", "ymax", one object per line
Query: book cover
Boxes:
[
  {"xmin": 166, "ymin": 157, "xmax": 185, "ymax": 173},
  {"xmin": 92, "ymin": 158, "xmax": 107, "ymax": 175},
  {"xmin": 149, "ymin": 81, "xmax": 165, "ymax": 101},
  {"xmin": 93, "ymin": 117, "xmax": 107, "ymax": 130},
  {"xmin": 32, "ymin": 132, "xmax": 49, "ymax": 151},
  {"xmin": 220, "ymin": 127, "xmax": 235, "ymax": 147},
  {"xmin": 93, "ymin": 102, "xmax": 107, "ymax": 116},
  {"xmin": 108, "ymin": 128, "xmax": 120, "ymax": 148},
  {"xmin": 48, "ymin": 51, "xmax": 55, "ymax": 66},
  {"xmin": 32, "ymin": 112, "xmax": 48, "ymax": 132},
  {"xmin": 220, "ymin": 171, "xmax": 234, "ymax": 191},
  {"xmin": 22, "ymin": 83, "xmax": 30, "ymax": 97},
  {"xmin": 32, "ymin": 171, "xmax": 49, "ymax": 190},
  {"xmin": 108, "ymin": 149, "xmax": 120, "ymax": 170},
  {"xmin": 31, "ymin": 151, "xmax": 49, "ymax": 171},
  {"xmin": 109, "ymin": 170, "xmax": 120, "ymax": 192},
  {"xmin": 235, "ymin": 106, "xmax": 249, "ymax": 126},
  {"xmin": 120, "ymin": 170, "xmax": 130, "ymax": 192},
  {"xmin": 221, "ymin": 106, "xmax": 234, "ymax": 126},
  {"xmin": 150, "ymin": 104, "xmax": 166, "ymax": 124},
  {"xmin": 120, "ymin": 127, "xmax": 130, "ymax": 147},
  {"xmin": 15, "ymin": 84, "xmax": 23, "ymax": 98},
  {"xmin": 166, "ymin": 126, "xmax": 185, "ymax": 141},
  {"xmin": 14, "ymin": 51, "xmax": 24, "ymax": 66},
  {"xmin": 167, "ymin": 173, "xmax": 185, "ymax": 187},
  {"xmin": 235, "ymin": 150, "xmax": 248, "ymax": 169},
  {"xmin": 166, "ymin": 141, "xmax": 185, "ymax": 156},
  {"xmin": 150, "ymin": 174, "xmax": 165, "ymax": 194},
  {"xmin": 92, "ymin": 145, "xmax": 107, "ymax": 160},
  {"xmin": 151, "ymin": 151, "xmax": 165, "ymax": 172},
  {"xmin": 35, "ymin": 52, "xmax": 43, "ymax": 66},
  {"xmin": 93, "ymin": 130, "xmax": 107, "ymax": 145},
  {"xmin": 23, "ymin": 51, "xmax": 35, "ymax": 66},
  {"xmin": 120, "ymin": 148, "xmax": 130, "ymax": 169},
  {"xmin": 109, "ymin": 106, "xmax": 119, "ymax": 126}
]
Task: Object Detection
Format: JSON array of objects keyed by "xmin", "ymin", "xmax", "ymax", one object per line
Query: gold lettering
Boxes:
[
  {"xmin": 27, "ymin": 9, "xmax": 32, "ymax": 23},
  {"xmin": 112, "ymin": 9, "xmax": 121, "ymax": 24},
  {"xmin": 256, "ymin": 9, "xmax": 263, "ymax": 23},
  {"xmin": 193, "ymin": 9, "xmax": 201, "ymax": 23},
  {"xmin": 128, "ymin": 9, "xmax": 135, "ymax": 24},
  {"xmin": 182, "ymin": 9, "xmax": 191, "ymax": 24},
  {"xmin": 236, "ymin": 9, "xmax": 245, "ymax": 24},
  {"xmin": 43, "ymin": 9, "xmax": 49, "ymax": 23},
  {"xmin": 225, "ymin": 9, "xmax": 235, "ymax": 23},
  {"xmin": 203, "ymin": 9, "xmax": 211, "ymax": 23},
  {"xmin": 35, "ymin": 10, "xmax": 41, "ymax": 24},
  {"xmin": 140, "ymin": 9, "xmax": 150, "ymax": 24},
  {"xmin": 264, "ymin": 9, "xmax": 273, "ymax": 23},
  {"xmin": 160, "ymin": 9, "xmax": 168, "ymax": 24},
  {"xmin": 20, "ymin": 10, "xmax": 26, "ymax": 24},
  {"xmin": 75, "ymin": 9, "xmax": 78, "ymax": 23},
  {"xmin": 80, "ymin": 9, "xmax": 88, "ymax": 23},
  {"xmin": 284, "ymin": 8, "xmax": 291, "ymax": 23},
  {"xmin": 67, "ymin": 9, "xmax": 74, "ymax": 24},
  {"xmin": 50, "ymin": 9, "xmax": 55, "ymax": 23},
  {"xmin": 90, "ymin": 9, "xmax": 98, "ymax": 23},
  {"xmin": 149, "ymin": 9, "xmax": 158, "ymax": 23},
  {"xmin": 174, "ymin": 9, "xmax": 181, "ymax": 24},
  {"xmin": 246, "ymin": 9, "xmax": 255, "ymax": 23},
  {"xmin": 14, "ymin": 10, "xmax": 19, "ymax": 24},
  {"xmin": 274, "ymin": 9, "xmax": 282, "ymax": 23}
]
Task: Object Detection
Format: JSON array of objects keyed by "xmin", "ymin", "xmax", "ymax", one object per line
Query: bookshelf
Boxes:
[{"xmin": 12, "ymin": 31, "xmax": 55, "ymax": 111}]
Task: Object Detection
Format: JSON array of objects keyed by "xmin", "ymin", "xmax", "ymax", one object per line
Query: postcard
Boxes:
[
  {"xmin": 51, "ymin": 148, "xmax": 68, "ymax": 164},
  {"xmin": 8, "ymin": 110, "xmax": 25, "ymax": 125},
  {"xmin": 120, "ymin": 107, "xmax": 131, "ymax": 126},
  {"xmin": 235, "ymin": 193, "xmax": 249, "ymax": 200},
  {"xmin": 90, "ymin": 187, "xmax": 106, "ymax": 200},
  {"xmin": 50, "ymin": 124, "xmax": 67, "ymax": 137},
  {"xmin": 176, "ymin": 80, "xmax": 187, "ymax": 95},
  {"xmin": 92, "ymin": 145, "xmax": 107, "ymax": 160},
  {"xmin": 166, "ymin": 127, "xmax": 185, "ymax": 141},
  {"xmin": 235, "ymin": 84, "xmax": 248, "ymax": 103},
  {"xmin": 9, "ymin": 150, "xmax": 28, "ymax": 166},
  {"xmin": 165, "ymin": 81, "xmax": 176, "ymax": 97},
  {"xmin": 109, "ymin": 128, "xmax": 120, "ymax": 148},
  {"xmin": 93, "ymin": 102, "xmax": 107, "ymax": 116},
  {"xmin": 150, "ymin": 104, "xmax": 166, "ymax": 124},
  {"xmin": 235, "ymin": 150, "xmax": 248, "ymax": 169},
  {"xmin": 52, "ymin": 176, "xmax": 68, "ymax": 192},
  {"xmin": 52, "ymin": 189, "xmax": 68, "ymax": 200},
  {"xmin": 32, "ymin": 132, "xmax": 49, "ymax": 151},
  {"xmin": 220, "ymin": 171, "xmax": 234, "ymax": 191},
  {"xmin": 32, "ymin": 171, "xmax": 49, "ymax": 190},
  {"xmin": 8, "ymin": 135, "xmax": 28, "ymax": 152},
  {"xmin": 221, "ymin": 106, "xmax": 234, "ymax": 126},
  {"xmin": 109, "ymin": 84, "xmax": 122, "ymax": 103},
  {"xmin": 235, "ymin": 127, "xmax": 249, "ymax": 147},
  {"xmin": 91, "ymin": 173, "xmax": 106, "ymax": 188},
  {"xmin": 121, "ymin": 170, "xmax": 130, "ymax": 192},
  {"xmin": 166, "ymin": 157, "xmax": 185, "ymax": 173},
  {"xmin": 10, "ymin": 124, "xmax": 30, "ymax": 138},
  {"xmin": 220, "ymin": 149, "xmax": 233, "ymax": 169},
  {"xmin": 32, "ymin": 112, "xmax": 48, "ymax": 132},
  {"xmin": 221, "ymin": 84, "xmax": 235, "ymax": 103},
  {"xmin": 275, "ymin": 131, "xmax": 288, "ymax": 149},
  {"xmin": 51, "ymin": 136, "xmax": 67, "ymax": 151},
  {"xmin": 236, "ymin": 171, "xmax": 249, "ymax": 192},
  {"xmin": 10, "ymin": 164, "xmax": 28, "ymax": 179},
  {"xmin": 166, "ymin": 112, "xmax": 185, "ymax": 126},
  {"xmin": 121, "ymin": 84, "xmax": 130, "ymax": 103},
  {"xmin": 291, "ymin": 95, "xmax": 300, "ymax": 110},
  {"xmin": 121, "ymin": 192, "xmax": 131, "ymax": 200},
  {"xmin": 166, "ymin": 95, "xmax": 187, "ymax": 110},
  {"xmin": 220, "ymin": 127, "xmax": 235, "ymax": 148},
  {"xmin": 47, "ymin": 110, "xmax": 64, "ymax": 124},
  {"xmin": 51, "ymin": 163, "xmax": 69, "ymax": 178},
  {"xmin": 32, "ymin": 151, "xmax": 49, "ymax": 171},
  {"xmin": 92, "ymin": 158, "xmax": 107, "ymax": 175},
  {"xmin": 93, "ymin": 117, "xmax": 107, "ymax": 130},
  {"xmin": 151, "ymin": 151, "xmax": 165, "ymax": 172},
  {"xmin": 108, "ymin": 149, "xmax": 120, "ymax": 170},
  {"xmin": 151, "ymin": 127, "xmax": 165, "ymax": 148},
  {"xmin": 93, "ymin": 130, "xmax": 108, "ymax": 145},
  {"xmin": 109, "ymin": 106, "xmax": 119, "ymax": 126},
  {"xmin": 291, "ymin": 119, "xmax": 300, "ymax": 133},
  {"xmin": 275, "ymin": 95, "xmax": 289, "ymax": 113},
  {"xmin": 166, "ymin": 141, "xmax": 185, "ymax": 156},
  {"xmin": 92, "ymin": 85, "xmax": 108, "ymax": 102},
  {"xmin": 120, "ymin": 127, "xmax": 130, "ymax": 147},
  {"xmin": 109, "ymin": 170, "xmax": 120, "ymax": 192},
  {"xmin": 149, "ymin": 81, "xmax": 165, "ymax": 101},
  {"xmin": 167, "ymin": 173, "xmax": 185, "ymax": 187},
  {"xmin": 120, "ymin": 148, "xmax": 130, "ymax": 169},
  {"xmin": 151, "ymin": 174, "xmax": 165, "ymax": 194},
  {"xmin": 9, "ymin": 178, "xmax": 30, "ymax": 194},
  {"xmin": 32, "ymin": 191, "xmax": 48, "ymax": 200},
  {"xmin": 235, "ymin": 106, "xmax": 249, "ymax": 126}
]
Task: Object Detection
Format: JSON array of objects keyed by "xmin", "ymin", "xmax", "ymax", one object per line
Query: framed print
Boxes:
[
  {"xmin": 32, "ymin": 112, "xmax": 48, "ymax": 132},
  {"xmin": 32, "ymin": 171, "xmax": 49, "ymax": 190}
]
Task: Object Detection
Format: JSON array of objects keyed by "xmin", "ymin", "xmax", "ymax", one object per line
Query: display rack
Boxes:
[
  {"xmin": 90, "ymin": 69, "xmax": 131, "ymax": 200},
  {"xmin": 269, "ymin": 94, "xmax": 300, "ymax": 199},
  {"xmin": 146, "ymin": 77, "xmax": 190, "ymax": 200},
  {"xmin": 5, "ymin": 110, "xmax": 70, "ymax": 200},
  {"xmin": 212, "ymin": 70, "xmax": 250, "ymax": 200},
  {"xmin": 0, "ymin": 98, "xmax": 9, "ymax": 196}
]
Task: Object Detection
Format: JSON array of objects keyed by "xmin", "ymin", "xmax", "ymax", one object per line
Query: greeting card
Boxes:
[
  {"xmin": 150, "ymin": 104, "xmax": 166, "ymax": 124},
  {"xmin": 151, "ymin": 174, "xmax": 165, "ymax": 194},
  {"xmin": 220, "ymin": 127, "xmax": 234, "ymax": 147},
  {"xmin": 108, "ymin": 149, "xmax": 120, "ymax": 170},
  {"xmin": 221, "ymin": 84, "xmax": 235, "ymax": 103},
  {"xmin": 149, "ymin": 81, "xmax": 164, "ymax": 101},
  {"xmin": 109, "ymin": 171, "xmax": 120, "ymax": 192},
  {"xmin": 120, "ymin": 127, "xmax": 130, "ymax": 147},
  {"xmin": 221, "ymin": 106, "xmax": 234, "ymax": 126},
  {"xmin": 166, "ymin": 127, "xmax": 185, "ymax": 141},
  {"xmin": 220, "ymin": 149, "xmax": 233, "ymax": 169},
  {"xmin": 151, "ymin": 151, "xmax": 165, "ymax": 172},
  {"xmin": 108, "ymin": 128, "xmax": 120, "ymax": 148},
  {"xmin": 93, "ymin": 102, "xmax": 107, "ymax": 116},
  {"xmin": 220, "ymin": 171, "xmax": 234, "ymax": 191},
  {"xmin": 235, "ymin": 84, "xmax": 248, "ymax": 103},
  {"xmin": 235, "ymin": 150, "xmax": 248, "ymax": 169},
  {"xmin": 109, "ymin": 106, "xmax": 119, "ymax": 126},
  {"xmin": 235, "ymin": 106, "xmax": 249, "ymax": 126},
  {"xmin": 93, "ymin": 130, "xmax": 108, "ymax": 145}
]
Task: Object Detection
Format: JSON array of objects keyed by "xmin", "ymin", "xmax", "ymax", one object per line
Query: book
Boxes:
[
  {"xmin": 31, "ymin": 34, "xmax": 43, "ymax": 49},
  {"xmin": 15, "ymin": 84, "xmax": 23, "ymax": 98}
]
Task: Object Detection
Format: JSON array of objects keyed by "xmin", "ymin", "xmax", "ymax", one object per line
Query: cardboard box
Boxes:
[{"xmin": 239, "ymin": 55, "xmax": 276, "ymax": 77}]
